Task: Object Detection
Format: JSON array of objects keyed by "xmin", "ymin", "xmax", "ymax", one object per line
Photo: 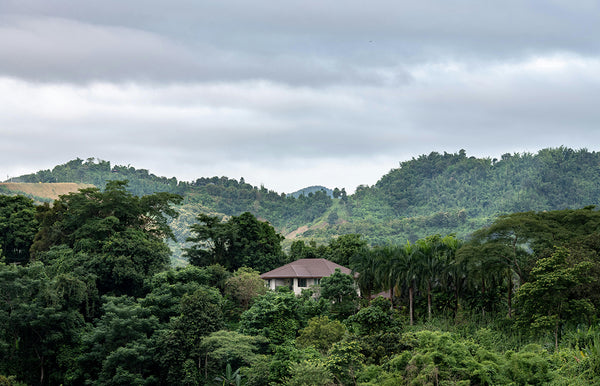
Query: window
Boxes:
[
  {"xmin": 313, "ymin": 278, "xmax": 320, "ymax": 285},
  {"xmin": 298, "ymin": 278, "xmax": 307, "ymax": 287}
]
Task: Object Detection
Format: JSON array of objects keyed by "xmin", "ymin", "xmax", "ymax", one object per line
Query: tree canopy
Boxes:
[{"xmin": 184, "ymin": 212, "xmax": 285, "ymax": 273}]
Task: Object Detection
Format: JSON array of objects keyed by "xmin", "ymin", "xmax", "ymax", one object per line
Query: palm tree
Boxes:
[
  {"xmin": 415, "ymin": 235, "xmax": 446, "ymax": 321},
  {"xmin": 350, "ymin": 246, "xmax": 381, "ymax": 302},
  {"xmin": 390, "ymin": 242, "xmax": 419, "ymax": 325},
  {"xmin": 406, "ymin": 241, "xmax": 424, "ymax": 325},
  {"xmin": 373, "ymin": 245, "xmax": 403, "ymax": 310},
  {"xmin": 438, "ymin": 235, "xmax": 465, "ymax": 319},
  {"xmin": 458, "ymin": 243, "xmax": 506, "ymax": 318}
]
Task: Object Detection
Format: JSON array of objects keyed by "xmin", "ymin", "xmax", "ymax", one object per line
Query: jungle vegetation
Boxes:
[{"xmin": 2, "ymin": 176, "xmax": 600, "ymax": 384}]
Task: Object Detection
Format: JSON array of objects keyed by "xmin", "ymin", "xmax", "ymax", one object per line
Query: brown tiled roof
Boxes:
[{"xmin": 260, "ymin": 258, "xmax": 352, "ymax": 279}]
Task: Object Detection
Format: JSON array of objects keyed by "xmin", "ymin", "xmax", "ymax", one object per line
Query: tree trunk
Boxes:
[
  {"xmin": 409, "ymin": 285, "xmax": 414, "ymax": 326},
  {"xmin": 481, "ymin": 278, "xmax": 486, "ymax": 318},
  {"xmin": 427, "ymin": 280, "xmax": 432, "ymax": 321},
  {"xmin": 507, "ymin": 273, "xmax": 512, "ymax": 318},
  {"xmin": 40, "ymin": 356, "xmax": 44, "ymax": 386},
  {"xmin": 555, "ymin": 320, "xmax": 559, "ymax": 351},
  {"xmin": 454, "ymin": 284, "xmax": 459, "ymax": 320}
]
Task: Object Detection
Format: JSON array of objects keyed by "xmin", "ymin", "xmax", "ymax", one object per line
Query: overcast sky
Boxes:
[{"xmin": 1, "ymin": 1, "xmax": 600, "ymax": 193}]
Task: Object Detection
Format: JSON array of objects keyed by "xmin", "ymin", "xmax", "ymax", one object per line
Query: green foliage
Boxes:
[
  {"xmin": 185, "ymin": 212, "xmax": 285, "ymax": 272},
  {"xmin": 225, "ymin": 267, "xmax": 268, "ymax": 312},
  {"xmin": 326, "ymin": 234, "xmax": 367, "ymax": 267},
  {"xmin": 504, "ymin": 344, "xmax": 553, "ymax": 385},
  {"xmin": 296, "ymin": 316, "xmax": 347, "ymax": 354},
  {"xmin": 325, "ymin": 339, "xmax": 364, "ymax": 385},
  {"xmin": 239, "ymin": 289, "xmax": 304, "ymax": 345},
  {"xmin": 0, "ymin": 375, "xmax": 25, "ymax": 386},
  {"xmin": 515, "ymin": 247, "xmax": 595, "ymax": 348},
  {"xmin": 347, "ymin": 298, "xmax": 397, "ymax": 335},
  {"xmin": 0, "ymin": 262, "xmax": 86, "ymax": 385},
  {"xmin": 0, "ymin": 195, "xmax": 38, "ymax": 264},
  {"xmin": 319, "ymin": 268, "xmax": 359, "ymax": 320},
  {"xmin": 74, "ymin": 295, "xmax": 160, "ymax": 384},
  {"xmin": 174, "ymin": 286, "xmax": 225, "ymax": 344},
  {"xmin": 30, "ymin": 181, "xmax": 181, "ymax": 298},
  {"xmin": 285, "ymin": 359, "xmax": 333, "ymax": 386},
  {"xmin": 200, "ymin": 330, "xmax": 267, "ymax": 382},
  {"xmin": 141, "ymin": 265, "xmax": 224, "ymax": 323},
  {"xmin": 214, "ymin": 363, "xmax": 243, "ymax": 386},
  {"xmin": 153, "ymin": 286, "xmax": 225, "ymax": 385}
]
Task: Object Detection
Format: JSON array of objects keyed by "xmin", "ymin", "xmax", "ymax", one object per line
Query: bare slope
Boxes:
[{"xmin": 0, "ymin": 182, "xmax": 93, "ymax": 201}]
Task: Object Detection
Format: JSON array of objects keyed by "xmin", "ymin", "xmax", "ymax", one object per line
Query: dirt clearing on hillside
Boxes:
[{"xmin": 0, "ymin": 182, "xmax": 93, "ymax": 200}]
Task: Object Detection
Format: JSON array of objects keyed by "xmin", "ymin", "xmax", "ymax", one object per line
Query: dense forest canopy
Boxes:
[
  {"xmin": 2, "ymin": 177, "xmax": 600, "ymax": 383},
  {"xmin": 3, "ymin": 146, "xmax": 600, "ymax": 383}
]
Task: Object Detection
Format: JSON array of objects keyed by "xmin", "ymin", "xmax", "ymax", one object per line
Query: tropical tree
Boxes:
[
  {"xmin": 458, "ymin": 244, "xmax": 507, "ymax": 318},
  {"xmin": 350, "ymin": 246, "xmax": 381, "ymax": 302},
  {"xmin": 373, "ymin": 245, "xmax": 402, "ymax": 309},
  {"xmin": 0, "ymin": 195, "xmax": 38, "ymax": 265},
  {"xmin": 327, "ymin": 233, "xmax": 368, "ymax": 267},
  {"xmin": 225, "ymin": 267, "xmax": 267, "ymax": 311},
  {"xmin": 319, "ymin": 268, "xmax": 359, "ymax": 320},
  {"xmin": 415, "ymin": 235, "xmax": 447, "ymax": 320},
  {"xmin": 185, "ymin": 212, "xmax": 285, "ymax": 272},
  {"xmin": 402, "ymin": 242, "xmax": 421, "ymax": 325},
  {"xmin": 30, "ymin": 180, "xmax": 181, "ymax": 298},
  {"xmin": 296, "ymin": 316, "xmax": 347, "ymax": 353},
  {"xmin": 374, "ymin": 243, "xmax": 419, "ymax": 324},
  {"xmin": 200, "ymin": 330, "xmax": 266, "ymax": 382},
  {"xmin": 0, "ymin": 262, "xmax": 87, "ymax": 385},
  {"xmin": 239, "ymin": 288, "xmax": 303, "ymax": 345},
  {"xmin": 515, "ymin": 247, "xmax": 595, "ymax": 350},
  {"xmin": 437, "ymin": 235, "xmax": 466, "ymax": 318}
]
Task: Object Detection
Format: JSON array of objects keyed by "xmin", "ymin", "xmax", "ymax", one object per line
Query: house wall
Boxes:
[
  {"xmin": 267, "ymin": 278, "xmax": 291, "ymax": 291},
  {"xmin": 265, "ymin": 278, "xmax": 320, "ymax": 295},
  {"xmin": 292, "ymin": 278, "xmax": 320, "ymax": 295}
]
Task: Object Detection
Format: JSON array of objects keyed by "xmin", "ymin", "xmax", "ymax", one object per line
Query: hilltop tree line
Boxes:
[
  {"xmin": 2, "ymin": 182, "xmax": 600, "ymax": 384},
  {"xmin": 10, "ymin": 147, "xmax": 600, "ymax": 249}
]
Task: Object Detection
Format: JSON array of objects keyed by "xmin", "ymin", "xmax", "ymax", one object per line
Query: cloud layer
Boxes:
[{"xmin": 1, "ymin": 1, "xmax": 599, "ymax": 192}]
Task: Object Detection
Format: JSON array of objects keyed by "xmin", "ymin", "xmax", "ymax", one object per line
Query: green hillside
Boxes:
[{"xmin": 8, "ymin": 147, "xmax": 600, "ymax": 261}]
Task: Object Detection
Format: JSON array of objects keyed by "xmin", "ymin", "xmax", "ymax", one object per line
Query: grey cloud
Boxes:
[
  {"xmin": 1, "ymin": 1, "xmax": 599, "ymax": 85},
  {"xmin": 0, "ymin": 15, "xmax": 410, "ymax": 85},
  {"xmin": 2, "ymin": 1, "xmax": 600, "ymax": 192}
]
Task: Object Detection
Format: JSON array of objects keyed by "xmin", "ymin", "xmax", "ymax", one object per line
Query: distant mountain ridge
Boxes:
[
  {"xmin": 6, "ymin": 147, "xmax": 600, "ymax": 264},
  {"xmin": 288, "ymin": 185, "xmax": 333, "ymax": 198}
]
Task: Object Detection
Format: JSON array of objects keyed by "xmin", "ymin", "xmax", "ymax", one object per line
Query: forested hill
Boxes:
[{"xmin": 7, "ymin": 147, "xmax": 600, "ymax": 250}]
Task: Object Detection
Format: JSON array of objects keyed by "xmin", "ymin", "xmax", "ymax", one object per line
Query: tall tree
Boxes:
[
  {"xmin": 415, "ymin": 235, "xmax": 447, "ymax": 320},
  {"xmin": 0, "ymin": 195, "xmax": 38, "ymax": 265},
  {"xmin": 466, "ymin": 207, "xmax": 600, "ymax": 317},
  {"xmin": 30, "ymin": 180, "xmax": 181, "ymax": 297},
  {"xmin": 373, "ymin": 245, "xmax": 404, "ymax": 309},
  {"xmin": 185, "ymin": 212, "xmax": 284, "ymax": 272},
  {"xmin": 225, "ymin": 267, "xmax": 267, "ymax": 311},
  {"xmin": 319, "ymin": 268, "xmax": 359, "ymax": 320},
  {"xmin": 401, "ymin": 242, "xmax": 419, "ymax": 325},
  {"xmin": 327, "ymin": 234, "xmax": 368, "ymax": 267},
  {"xmin": 350, "ymin": 246, "xmax": 381, "ymax": 301},
  {"xmin": 515, "ymin": 247, "xmax": 595, "ymax": 350},
  {"xmin": 0, "ymin": 262, "xmax": 87, "ymax": 385}
]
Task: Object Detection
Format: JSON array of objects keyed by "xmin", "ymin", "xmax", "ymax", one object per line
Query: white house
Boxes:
[{"xmin": 260, "ymin": 258, "xmax": 353, "ymax": 295}]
